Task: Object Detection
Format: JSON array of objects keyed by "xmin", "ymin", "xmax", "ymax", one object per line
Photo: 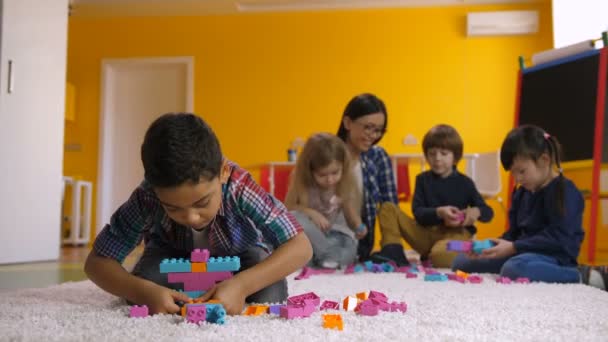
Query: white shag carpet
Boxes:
[{"xmin": 1, "ymin": 271, "xmax": 607, "ymax": 342}]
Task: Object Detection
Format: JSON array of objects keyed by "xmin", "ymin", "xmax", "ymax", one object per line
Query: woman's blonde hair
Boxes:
[{"xmin": 285, "ymin": 133, "xmax": 360, "ymax": 210}]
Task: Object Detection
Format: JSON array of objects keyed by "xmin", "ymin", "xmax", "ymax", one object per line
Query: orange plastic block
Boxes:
[
  {"xmin": 322, "ymin": 314, "xmax": 343, "ymax": 331},
  {"xmin": 456, "ymin": 270, "xmax": 470, "ymax": 279},
  {"xmin": 342, "ymin": 296, "xmax": 358, "ymax": 311},
  {"xmin": 243, "ymin": 305, "xmax": 270, "ymax": 316},
  {"xmin": 356, "ymin": 292, "xmax": 368, "ymax": 301},
  {"xmin": 206, "ymin": 299, "xmax": 221, "ymax": 304},
  {"xmin": 191, "ymin": 262, "xmax": 207, "ymax": 273}
]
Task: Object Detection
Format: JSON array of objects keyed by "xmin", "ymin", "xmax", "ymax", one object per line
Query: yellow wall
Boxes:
[{"xmin": 65, "ymin": 3, "xmax": 553, "ymax": 241}]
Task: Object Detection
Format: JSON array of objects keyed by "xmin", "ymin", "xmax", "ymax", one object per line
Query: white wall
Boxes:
[{"xmin": 553, "ymin": 0, "xmax": 608, "ymax": 48}]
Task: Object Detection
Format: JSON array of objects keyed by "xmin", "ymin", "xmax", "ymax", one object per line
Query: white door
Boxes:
[
  {"xmin": 97, "ymin": 58, "xmax": 194, "ymax": 233},
  {"xmin": 0, "ymin": 0, "xmax": 68, "ymax": 263}
]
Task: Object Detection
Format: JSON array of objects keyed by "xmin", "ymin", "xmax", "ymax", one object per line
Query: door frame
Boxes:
[{"xmin": 96, "ymin": 57, "xmax": 194, "ymax": 235}]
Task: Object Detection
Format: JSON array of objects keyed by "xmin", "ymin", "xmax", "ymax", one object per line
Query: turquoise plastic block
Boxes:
[
  {"xmin": 473, "ymin": 239, "xmax": 494, "ymax": 254},
  {"xmin": 160, "ymin": 258, "xmax": 191, "ymax": 273},
  {"xmin": 424, "ymin": 273, "xmax": 448, "ymax": 282},
  {"xmin": 206, "ymin": 256, "xmax": 241, "ymax": 272}
]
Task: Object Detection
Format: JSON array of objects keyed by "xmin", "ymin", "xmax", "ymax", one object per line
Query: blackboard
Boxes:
[{"xmin": 519, "ymin": 52, "xmax": 604, "ymax": 162}]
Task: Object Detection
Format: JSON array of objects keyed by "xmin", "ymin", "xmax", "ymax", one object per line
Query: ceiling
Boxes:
[{"xmin": 70, "ymin": 0, "xmax": 547, "ymax": 17}]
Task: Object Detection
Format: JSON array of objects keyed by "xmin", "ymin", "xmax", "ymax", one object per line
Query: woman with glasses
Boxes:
[{"xmin": 335, "ymin": 93, "xmax": 404, "ymax": 264}]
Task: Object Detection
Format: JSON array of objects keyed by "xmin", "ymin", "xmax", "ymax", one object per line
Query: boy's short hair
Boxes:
[
  {"xmin": 422, "ymin": 124, "xmax": 463, "ymax": 163},
  {"xmin": 141, "ymin": 113, "xmax": 223, "ymax": 187}
]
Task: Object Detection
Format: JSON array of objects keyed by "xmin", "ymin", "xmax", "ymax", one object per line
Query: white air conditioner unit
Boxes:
[{"xmin": 467, "ymin": 10, "xmax": 539, "ymax": 36}]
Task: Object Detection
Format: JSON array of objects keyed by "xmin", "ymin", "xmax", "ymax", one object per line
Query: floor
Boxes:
[{"xmin": 0, "ymin": 245, "xmax": 143, "ymax": 291}]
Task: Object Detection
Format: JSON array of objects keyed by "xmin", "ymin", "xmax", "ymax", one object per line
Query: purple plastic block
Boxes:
[
  {"xmin": 371, "ymin": 264, "xmax": 384, "ymax": 273},
  {"xmin": 357, "ymin": 300, "xmax": 379, "ymax": 316},
  {"xmin": 268, "ymin": 304, "xmax": 285, "ymax": 315},
  {"xmin": 516, "ymin": 277, "xmax": 530, "ymax": 284},
  {"xmin": 320, "ymin": 300, "xmax": 340, "ymax": 311},
  {"xmin": 405, "ymin": 272, "xmax": 418, "ymax": 278},
  {"xmin": 389, "ymin": 301, "xmax": 407, "ymax": 313},
  {"xmin": 191, "ymin": 249, "xmax": 210, "ymax": 263},
  {"xmin": 446, "ymin": 240, "xmax": 473, "ymax": 252},
  {"xmin": 368, "ymin": 290, "xmax": 388, "ymax": 302},
  {"xmin": 447, "ymin": 273, "xmax": 466, "ymax": 283},
  {"xmin": 186, "ymin": 304, "xmax": 207, "ymax": 324},
  {"xmin": 287, "ymin": 292, "xmax": 320, "ymax": 307},
  {"xmin": 496, "ymin": 276, "xmax": 512, "ymax": 284},
  {"xmin": 130, "ymin": 305, "xmax": 149, "ymax": 318},
  {"xmin": 467, "ymin": 275, "xmax": 483, "ymax": 284}
]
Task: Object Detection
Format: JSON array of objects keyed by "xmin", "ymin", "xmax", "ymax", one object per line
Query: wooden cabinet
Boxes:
[{"xmin": 0, "ymin": 0, "xmax": 69, "ymax": 263}]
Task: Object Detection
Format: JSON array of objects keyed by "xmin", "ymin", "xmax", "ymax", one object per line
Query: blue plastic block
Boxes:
[
  {"xmin": 424, "ymin": 273, "xmax": 448, "ymax": 282},
  {"xmin": 268, "ymin": 304, "xmax": 284, "ymax": 315},
  {"xmin": 206, "ymin": 304, "xmax": 226, "ymax": 325},
  {"xmin": 180, "ymin": 290, "xmax": 206, "ymax": 298},
  {"xmin": 473, "ymin": 239, "xmax": 494, "ymax": 254},
  {"xmin": 160, "ymin": 258, "xmax": 191, "ymax": 273},
  {"xmin": 353, "ymin": 264, "xmax": 365, "ymax": 273},
  {"xmin": 381, "ymin": 263, "xmax": 395, "ymax": 273},
  {"xmin": 206, "ymin": 256, "xmax": 241, "ymax": 272},
  {"xmin": 363, "ymin": 260, "xmax": 374, "ymax": 271}
]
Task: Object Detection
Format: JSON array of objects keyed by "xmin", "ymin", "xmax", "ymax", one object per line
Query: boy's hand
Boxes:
[
  {"xmin": 140, "ymin": 282, "xmax": 190, "ymax": 315},
  {"xmin": 198, "ymin": 277, "xmax": 246, "ymax": 315},
  {"xmin": 461, "ymin": 207, "xmax": 480, "ymax": 227},
  {"xmin": 480, "ymin": 239, "xmax": 516, "ymax": 259},
  {"xmin": 437, "ymin": 206, "xmax": 462, "ymax": 227},
  {"xmin": 307, "ymin": 210, "xmax": 331, "ymax": 232}
]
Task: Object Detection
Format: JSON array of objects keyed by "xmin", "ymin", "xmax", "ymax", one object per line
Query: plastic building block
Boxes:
[
  {"xmin": 322, "ymin": 314, "xmax": 343, "ymax": 331},
  {"xmin": 405, "ymin": 272, "xmax": 417, "ymax": 278},
  {"xmin": 467, "ymin": 275, "xmax": 483, "ymax": 283},
  {"xmin": 168, "ymin": 271, "xmax": 232, "ymax": 291},
  {"xmin": 344, "ymin": 264, "xmax": 356, "ymax": 274},
  {"xmin": 394, "ymin": 266, "xmax": 409, "ymax": 273},
  {"xmin": 206, "ymin": 256, "xmax": 241, "ymax": 272},
  {"xmin": 243, "ymin": 305, "xmax": 269, "ymax": 316},
  {"xmin": 446, "ymin": 240, "xmax": 473, "ymax": 252},
  {"xmin": 294, "ymin": 267, "xmax": 336, "ymax": 280},
  {"xmin": 186, "ymin": 304, "xmax": 207, "ymax": 324},
  {"xmin": 287, "ymin": 292, "xmax": 320, "ymax": 307},
  {"xmin": 342, "ymin": 296, "xmax": 358, "ymax": 311},
  {"xmin": 424, "ymin": 273, "xmax": 448, "ymax": 282},
  {"xmin": 191, "ymin": 249, "xmax": 210, "ymax": 262},
  {"xmin": 320, "ymin": 300, "xmax": 340, "ymax": 310},
  {"xmin": 160, "ymin": 258, "xmax": 192, "ymax": 273},
  {"xmin": 353, "ymin": 264, "xmax": 365, "ymax": 273},
  {"xmin": 363, "ymin": 260, "xmax": 374, "ymax": 271},
  {"xmin": 279, "ymin": 305, "xmax": 304, "ymax": 319},
  {"xmin": 268, "ymin": 304, "xmax": 284, "ymax": 315},
  {"xmin": 191, "ymin": 262, "xmax": 207, "ymax": 273},
  {"xmin": 179, "ymin": 290, "xmax": 205, "ymax": 298},
  {"xmin": 424, "ymin": 268, "xmax": 439, "ymax": 275},
  {"xmin": 447, "ymin": 273, "xmax": 466, "ymax": 283},
  {"xmin": 389, "ymin": 302, "xmax": 407, "ymax": 313},
  {"xmin": 455, "ymin": 270, "xmax": 470, "ymax": 279},
  {"xmin": 371, "ymin": 264, "xmax": 384, "ymax": 273},
  {"xmin": 356, "ymin": 300, "xmax": 379, "ymax": 316},
  {"xmin": 371, "ymin": 298, "xmax": 391, "ymax": 311},
  {"xmin": 356, "ymin": 292, "xmax": 369, "ymax": 301},
  {"xmin": 382, "ymin": 263, "xmax": 395, "ymax": 273},
  {"xmin": 420, "ymin": 260, "xmax": 433, "ymax": 268},
  {"xmin": 496, "ymin": 276, "xmax": 512, "ymax": 284},
  {"xmin": 130, "ymin": 305, "xmax": 149, "ymax": 318},
  {"xmin": 473, "ymin": 239, "xmax": 494, "ymax": 254},
  {"xmin": 516, "ymin": 277, "xmax": 530, "ymax": 284},
  {"xmin": 206, "ymin": 304, "xmax": 226, "ymax": 325},
  {"xmin": 368, "ymin": 291, "xmax": 388, "ymax": 302}
]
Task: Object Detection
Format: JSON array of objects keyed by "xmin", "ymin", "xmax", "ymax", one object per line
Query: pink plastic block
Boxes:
[
  {"xmin": 467, "ymin": 275, "xmax": 483, "ymax": 284},
  {"xmin": 424, "ymin": 269, "xmax": 439, "ymax": 275},
  {"xmin": 516, "ymin": 277, "xmax": 530, "ymax": 284},
  {"xmin": 405, "ymin": 272, "xmax": 418, "ymax": 278},
  {"xmin": 191, "ymin": 249, "xmax": 210, "ymax": 263},
  {"xmin": 186, "ymin": 304, "xmax": 207, "ymax": 324},
  {"xmin": 421, "ymin": 260, "xmax": 433, "ymax": 268},
  {"xmin": 294, "ymin": 267, "xmax": 313, "ymax": 280},
  {"xmin": 130, "ymin": 305, "xmax": 149, "ymax": 318},
  {"xmin": 287, "ymin": 292, "xmax": 320, "ymax": 307},
  {"xmin": 389, "ymin": 302, "xmax": 407, "ymax": 313},
  {"xmin": 357, "ymin": 300, "xmax": 379, "ymax": 316},
  {"xmin": 368, "ymin": 291, "xmax": 388, "ymax": 302},
  {"xmin": 394, "ymin": 266, "xmax": 409, "ymax": 273},
  {"xmin": 320, "ymin": 300, "xmax": 340, "ymax": 311},
  {"xmin": 496, "ymin": 276, "xmax": 512, "ymax": 284},
  {"xmin": 447, "ymin": 273, "xmax": 466, "ymax": 283},
  {"xmin": 371, "ymin": 298, "xmax": 391, "ymax": 311},
  {"xmin": 344, "ymin": 264, "xmax": 356, "ymax": 274},
  {"xmin": 168, "ymin": 271, "xmax": 232, "ymax": 291},
  {"xmin": 280, "ymin": 305, "xmax": 304, "ymax": 319}
]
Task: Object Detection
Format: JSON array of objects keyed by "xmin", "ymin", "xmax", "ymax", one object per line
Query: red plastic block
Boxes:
[
  {"xmin": 322, "ymin": 314, "xmax": 344, "ymax": 331},
  {"xmin": 191, "ymin": 249, "xmax": 210, "ymax": 262},
  {"xmin": 467, "ymin": 275, "xmax": 483, "ymax": 283},
  {"xmin": 130, "ymin": 305, "xmax": 149, "ymax": 318},
  {"xmin": 287, "ymin": 292, "xmax": 320, "ymax": 307},
  {"xmin": 186, "ymin": 304, "xmax": 207, "ymax": 324},
  {"xmin": 368, "ymin": 291, "xmax": 388, "ymax": 302},
  {"xmin": 320, "ymin": 300, "xmax": 340, "ymax": 311}
]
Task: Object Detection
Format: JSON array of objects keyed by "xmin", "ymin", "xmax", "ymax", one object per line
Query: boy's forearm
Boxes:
[
  {"xmin": 84, "ymin": 251, "xmax": 150, "ymax": 304},
  {"xmin": 233, "ymin": 232, "xmax": 312, "ymax": 297}
]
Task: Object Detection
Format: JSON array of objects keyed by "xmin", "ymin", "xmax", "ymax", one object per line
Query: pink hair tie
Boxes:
[{"xmin": 543, "ymin": 133, "xmax": 550, "ymax": 139}]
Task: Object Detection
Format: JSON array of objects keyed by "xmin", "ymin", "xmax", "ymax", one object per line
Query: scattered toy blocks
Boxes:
[
  {"xmin": 424, "ymin": 273, "xmax": 448, "ymax": 282},
  {"xmin": 516, "ymin": 277, "xmax": 530, "ymax": 284},
  {"xmin": 446, "ymin": 240, "xmax": 473, "ymax": 252},
  {"xmin": 342, "ymin": 296, "xmax": 358, "ymax": 311},
  {"xmin": 456, "ymin": 270, "xmax": 470, "ymax": 279},
  {"xmin": 496, "ymin": 276, "xmax": 512, "ymax": 284},
  {"xmin": 356, "ymin": 292, "xmax": 369, "ymax": 301},
  {"xmin": 447, "ymin": 273, "xmax": 466, "ymax": 283},
  {"xmin": 130, "ymin": 305, "xmax": 149, "ymax": 318},
  {"xmin": 287, "ymin": 292, "xmax": 320, "ymax": 307},
  {"xmin": 467, "ymin": 275, "xmax": 483, "ymax": 283},
  {"xmin": 160, "ymin": 258, "xmax": 192, "ymax": 273},
  {"xmin": 368, "ymin": 291, "xmax": 388, "ymax": 302},
  {"xmin": 389, "ymin": 302, "xmax": 407, "ymax": 313},
  {"xmin": 322, "ymin": 314, "xmax": 343, "ymax": 331}
]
